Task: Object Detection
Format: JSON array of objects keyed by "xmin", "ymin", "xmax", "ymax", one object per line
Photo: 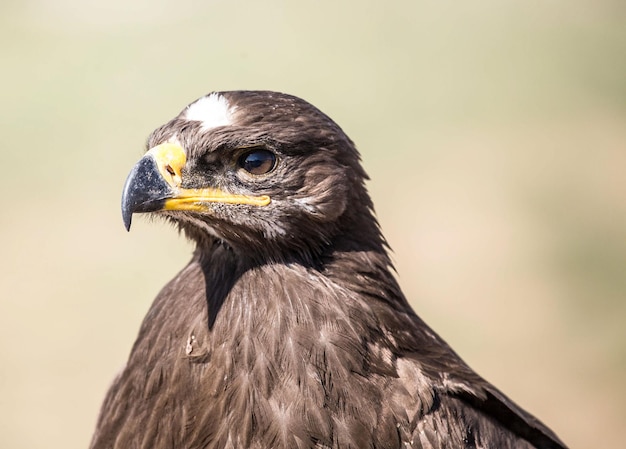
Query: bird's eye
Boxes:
[{"xmin": 238, "ymin": 149, "xmax": 277, "ymax": 175}]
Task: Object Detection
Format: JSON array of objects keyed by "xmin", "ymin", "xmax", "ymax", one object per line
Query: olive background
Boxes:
[{"xmin": 1, "ymin": 1, "xmax": 625, "ymax": 448}]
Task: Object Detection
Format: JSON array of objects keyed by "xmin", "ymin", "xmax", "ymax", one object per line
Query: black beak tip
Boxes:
[
  {"xmin": 121, "ymin": 166, "xmax": 138, "ymax": 232},
  {"xmin": 121, "ymin": 155, "xmax": 173, "ymax": 232},
  {"xmin": 122, "ymin": 208, "xmax": 132, "ymax": 231}
]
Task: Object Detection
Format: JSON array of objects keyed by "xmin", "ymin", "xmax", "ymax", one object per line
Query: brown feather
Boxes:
[{"xmin": 92, "ymin": 91, "xmax": 567, "ymax": 449}]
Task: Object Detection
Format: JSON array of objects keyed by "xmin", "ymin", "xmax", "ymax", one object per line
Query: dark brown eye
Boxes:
[{"xmin": 238, "ymin": 149, "xmax": 276, "ymax": 175}]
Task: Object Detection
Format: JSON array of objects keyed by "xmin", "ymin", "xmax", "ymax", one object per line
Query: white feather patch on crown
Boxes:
[{"xmin": 184, "ymin": 93, "xmax": 234, "ymax": 130}]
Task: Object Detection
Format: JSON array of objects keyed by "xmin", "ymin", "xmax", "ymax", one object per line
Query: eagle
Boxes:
[{"xmin": 91, "ymin": 91, "xmax": 567, "ymax": 449}]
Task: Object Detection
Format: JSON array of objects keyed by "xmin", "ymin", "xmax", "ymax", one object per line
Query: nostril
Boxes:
[{"xmin": 165, "ymin": 164, "xmax": 176, "ymax": 176}]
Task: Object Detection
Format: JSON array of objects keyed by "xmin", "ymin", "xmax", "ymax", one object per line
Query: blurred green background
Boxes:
[{"xmin": 1, "ymin": 1, "xmax": 624, "ymax": 447}]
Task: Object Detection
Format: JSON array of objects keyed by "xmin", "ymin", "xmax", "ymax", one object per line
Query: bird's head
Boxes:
[{"xmin": 122, "ymin": 91, "xmax": 380, "ymax": 262}]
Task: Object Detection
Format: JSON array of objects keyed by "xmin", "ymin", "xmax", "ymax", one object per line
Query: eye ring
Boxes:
[{"xmin": 237, "ymin": 149, "xmax": 277, "ymax": 175}]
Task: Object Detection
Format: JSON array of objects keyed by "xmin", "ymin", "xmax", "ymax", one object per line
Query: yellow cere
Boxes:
[{"xmin": 147, "ymin": 143, "xmax": 187, "ymax": 188}]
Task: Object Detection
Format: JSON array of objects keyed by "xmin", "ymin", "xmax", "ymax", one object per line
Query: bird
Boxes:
[{"xmin": 91, "ymin": 90, "xmax": 567, "ymax": 449}]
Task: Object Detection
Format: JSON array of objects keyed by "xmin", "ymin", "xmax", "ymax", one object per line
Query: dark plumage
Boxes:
[{"xmin": 92, "ymin": 91, "xmax": 567, "ymax": 449}]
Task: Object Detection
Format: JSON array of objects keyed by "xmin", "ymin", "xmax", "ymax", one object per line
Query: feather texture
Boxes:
[{"xmin": 93, "ymin": 91, "xmax": 567, "ymax": 449}]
